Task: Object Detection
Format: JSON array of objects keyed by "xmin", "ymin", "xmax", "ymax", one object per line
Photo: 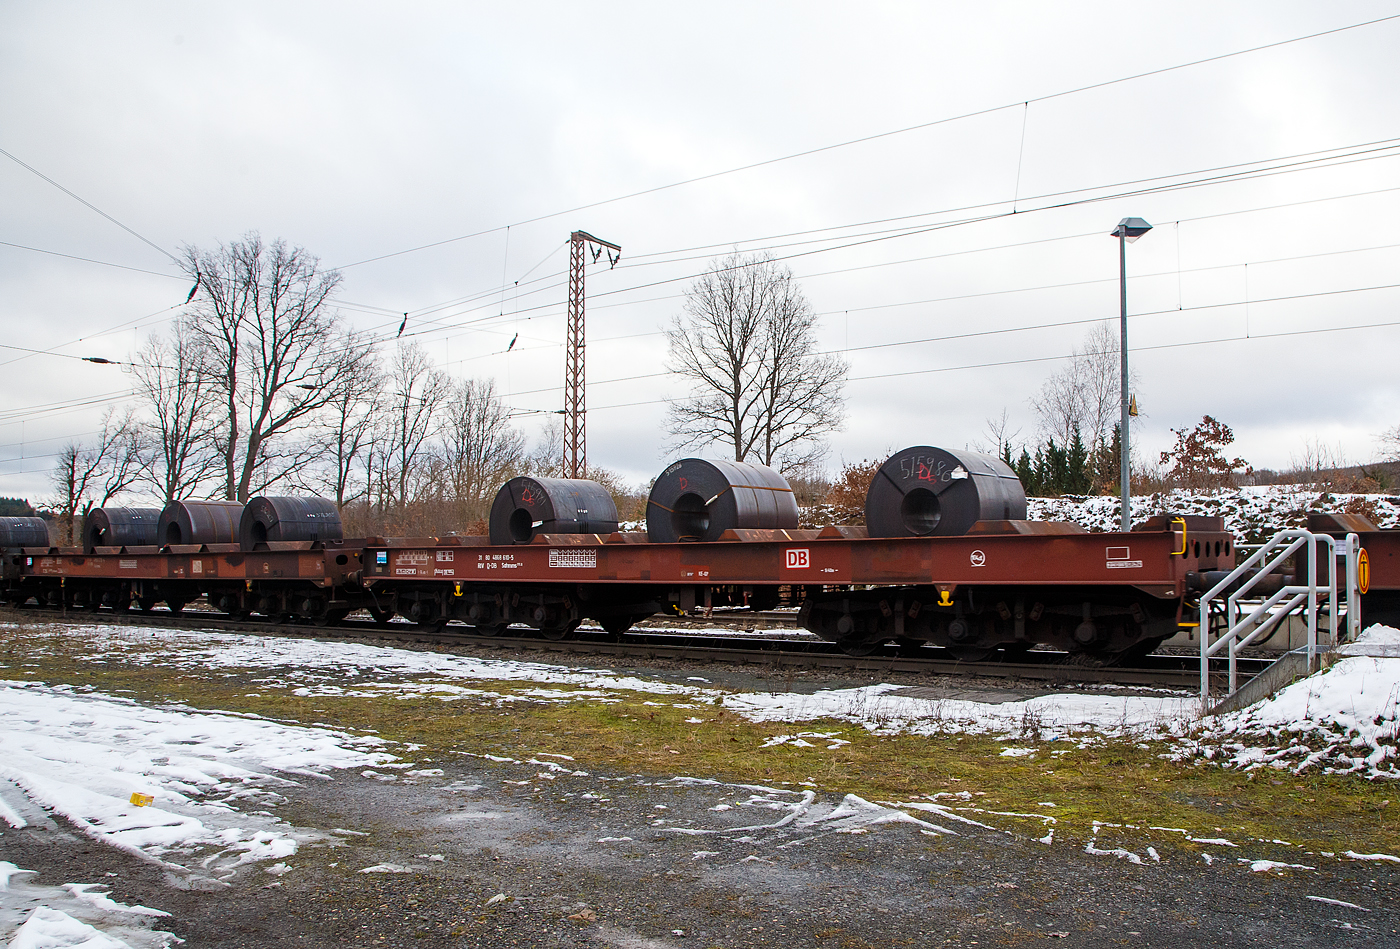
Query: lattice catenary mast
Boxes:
[{"xmin": 564, "ymin": 230, "xmax": 620, "ymax": 479}]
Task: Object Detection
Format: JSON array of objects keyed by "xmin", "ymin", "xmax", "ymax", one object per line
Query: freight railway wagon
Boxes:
[
  {"xmin": 1306, "ymin": 512, "xmax": 1400, "ymax": 629},
  {"xmin": 0, "ymin": 446, "xmax": 1262, "ymax": 660}
]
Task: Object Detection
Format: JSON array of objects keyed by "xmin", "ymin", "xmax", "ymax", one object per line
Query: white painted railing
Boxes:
[{"xmin": 1199, "ymin": 528, "xmax": 1362, "ymax": 700}]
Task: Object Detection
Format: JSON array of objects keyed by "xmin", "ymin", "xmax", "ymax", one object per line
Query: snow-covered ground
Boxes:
[
  {"xmin": 1177, "ymin": 625, "xmax": 1400, "ymax": 778},
  {"xmin": 3, "ymin": 620, "xmax": 1399, "ymax": 945}
]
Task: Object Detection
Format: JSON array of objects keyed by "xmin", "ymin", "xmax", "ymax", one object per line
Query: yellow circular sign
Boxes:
[{"xmin": 1358, "ymin": 548, "xmax": 1370, "ymax": 595}]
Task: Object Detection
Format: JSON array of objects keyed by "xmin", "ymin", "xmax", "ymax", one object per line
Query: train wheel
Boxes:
[
  {"xmin": 473, "ymin": 623, "xmax": 507, "ymax": 637},
  {"xmin": 137, "ymin": 597, "xmax": 157, "ymax": 613},
  {"xmin": 837, "ymin": 638, "xmax": 883, "ymax": 657},
  {"xmin": 539, "ymin": 621, "xmax": 580, "ymax": 642},
  {"xmin": 1110, "ymin": 635, "xmax": 1168, "ymax": 666},
  {"xmin": 313, "ymin": 609, "xmax": 350, "ymax": 628},
  {"xmin": 598, "ymin": 614, "xmax": 641, "ymax": 637},
  {"xmin": 166, "ymin": 600, "xmax": 186, "ymax": 615},
  {"xmin": 369, "ymin": 606, "xmax": 395, "ymax": 625}
]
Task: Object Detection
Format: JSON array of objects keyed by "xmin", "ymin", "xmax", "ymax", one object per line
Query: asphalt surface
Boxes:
[{"xmin": 3, "ymin": 748, "xmax": 1396, "ymax": 948}]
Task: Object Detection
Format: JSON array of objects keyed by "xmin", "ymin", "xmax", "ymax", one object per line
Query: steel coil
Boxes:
[
  {"xmin": 488, "ymin": 477, "xmax": 618, "ymax": 545},
  {"xmin": 157, "ymin": 500, "xmax": 244, "ymax": 546},
  {"xmin": 83, "ymin": 506, "xmax": 161, "ymax": 550},
  {"xmin": 0, "ymin": 516, "xmax": 51, "ymax": 548},
  {"xmin": 239, "ymin": 496, "xmax": 343, "ymax": 549},
  {"xmin": 864, "ymin": 446, "xmax": 1026, "ymax": 538},
  {"xmin": 646, "ymin": 458, "xmax": 798, "ymax": 543}
]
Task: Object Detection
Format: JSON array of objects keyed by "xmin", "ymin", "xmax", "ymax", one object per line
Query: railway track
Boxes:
[{"xmin": 4, "ymin": 606, "xmax": 1270, "ymax": 691}]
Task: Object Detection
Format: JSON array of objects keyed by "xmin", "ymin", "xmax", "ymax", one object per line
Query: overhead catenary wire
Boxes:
[
  {"xmin": 0, "ymin": 146, "xmax": 180, "ymax": 266},
  {"xmin": 569, "ymin": 315, "xmax": 1400, "ymax": 417},
  {"xmin": 327, "ymin": 13, "xmax": 1400, "ymax": 273},
  {"xmin": 366, "ymin": 141, "xmax": 1400, "ymax": 350},
  {"xmin": 12, "ymin": 132, "xmax": 1400, "ymax": 374},
  {"xmin": 496, "ymin": 278, "xmax": 1400, "ymax": 402},
  {"xmin": 0, "ymin": 240, "xmax": 185, "ymax": 279},
  {"xmin": 4, "ymin": 273, "xmax": 1396, "ymax": 449},
  {"xmin": 9, "ymin": 21, "xmax": 1399, "ymax": 371},
  {"xmin": 6, "ymin": 280, "xmax": 1395, "ymax": 435},
  {"xmin": 9, "ymin": 117, "xmax": 1400, "ymax": 445},
  {"xmin": 341, "ymin": 133, "xmax": 1400, "ymax": 341},
  {"xmin": 454, "ymin": 233, "xmax": 1400, "ymax": 354},
  {"xmin": 12, "ymin": 152, "xmax": 1400, "ymax": 387}
]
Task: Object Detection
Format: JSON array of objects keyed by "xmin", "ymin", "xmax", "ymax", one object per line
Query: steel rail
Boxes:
[{"xmin": 2, "ymin": 606, "xmax": 1266, "ymax": 691}]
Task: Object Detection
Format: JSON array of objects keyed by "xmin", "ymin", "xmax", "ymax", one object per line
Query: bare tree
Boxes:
[
  {"xmin": 181, "ymin": 233, "xmax": 376, "ymax": 502},
  {"xmin": 976, "ymin": 409, "xmax": 1021, "ymax": 461},
  {"xmin": 528, "ymin": 420, "xmax": 565, "ymax": 478},
  {"xmin": 302, "ymin": 337, "xmax": 383, "ymax": 507},
  {"xmin": 666, "ymin": 253, "xmax": 846, "ymax": 471},
  {"xmin": 383, "ymin": 341, "xmax": 451, "ymax": 507},
  {"xmin": 526, "ymin": 419, "xmax": 637, "ymax": 508},
  {"xmin": 49, "ymin": 408, "xmax": 143, "ymax": 544},
  {"xmin": 441, "ymin": 377, "xmax": 524, "ymax": 516},
  {"xmin": 132, "ymin": 326, "xmax": 221, "ymax": 502},
  {"xmin": 1032, "ymin": 322, "xmax": 1123, "ymax": 452},
  {"xmin": 1381, "ymin": 424, "xmax": 1400, "ymax": 463}
]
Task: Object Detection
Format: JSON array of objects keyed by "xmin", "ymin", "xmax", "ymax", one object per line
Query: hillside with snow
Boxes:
[{"xmin": 1028, "ymin": 486, "xmax": 1400, "ymax": 543}]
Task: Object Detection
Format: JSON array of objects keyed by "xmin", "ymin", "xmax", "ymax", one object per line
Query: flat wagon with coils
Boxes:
[{"xmin": 0, "ymin": 446, "xmax": 1247, "ymax": 662}]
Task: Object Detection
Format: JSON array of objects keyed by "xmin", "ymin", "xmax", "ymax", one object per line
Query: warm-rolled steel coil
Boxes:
[
  {"xmin": 157, "ymin": 500, "xmax": 244, "ymax": 546},
  {"xmin": 864, "ymin": 446, "xmax": 1026, "ymax": 538},
  {"xmin": 489, "ymin": 477, "xmax": 619, "ymax": 545},
  {"xmin": 646, "ymin": 458, "xmax": 798, "ymax": 543},
  {"xmin": 83, "ymin": 506, "xmax": 161, "ymax": 550},
  {"xmin": 239, "ymin": 496, "xmax": 343, "ymax": 549},
  {"xmin": 0, "ymin": 516, "xmax": 51, "ymax": 548}
]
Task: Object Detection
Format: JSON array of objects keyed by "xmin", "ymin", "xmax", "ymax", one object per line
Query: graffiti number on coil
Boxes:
[{"xmin": 901, "ymin": 454, "xmax": 949, "ymax": 483}]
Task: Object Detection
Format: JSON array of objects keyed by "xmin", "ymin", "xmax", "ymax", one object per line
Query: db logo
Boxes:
[
  {"xmin": 784, "ymin": 548, "xmax": 810, "ymax": 569},
  {"xmin": 970, "ymin": 550, "xmax": 986, "ymax": 567}
]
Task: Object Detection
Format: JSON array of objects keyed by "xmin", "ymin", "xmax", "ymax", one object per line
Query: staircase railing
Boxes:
[{"xmin": 1199, "ymin": 528, "xmax": 1362, "ymax": 701}]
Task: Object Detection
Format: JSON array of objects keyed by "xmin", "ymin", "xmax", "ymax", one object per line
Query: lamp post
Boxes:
[{"xmin": 1111, "ymin": 216, "xmax": 1151, "ymax": 533}]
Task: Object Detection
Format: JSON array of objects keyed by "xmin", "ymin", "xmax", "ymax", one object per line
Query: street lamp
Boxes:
[{"xmin": 1111, "ymin": 216, "xmax": 1151, "ymax": 533}]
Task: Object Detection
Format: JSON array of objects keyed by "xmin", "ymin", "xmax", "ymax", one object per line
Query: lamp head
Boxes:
[{"xmin": 1112, "ymin": 217, "xmax": 1153, "ymax": 242}]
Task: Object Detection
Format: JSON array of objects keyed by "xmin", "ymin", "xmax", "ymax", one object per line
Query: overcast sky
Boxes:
[{"xmin": 4, "ymin": 2, "xmax": 1399, "ymax": 502}]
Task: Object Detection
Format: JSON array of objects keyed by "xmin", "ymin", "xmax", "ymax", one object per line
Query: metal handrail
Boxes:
[{"xmin": 1199, "ymin": 528, "xmax": 1361, "ymax": 700}]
